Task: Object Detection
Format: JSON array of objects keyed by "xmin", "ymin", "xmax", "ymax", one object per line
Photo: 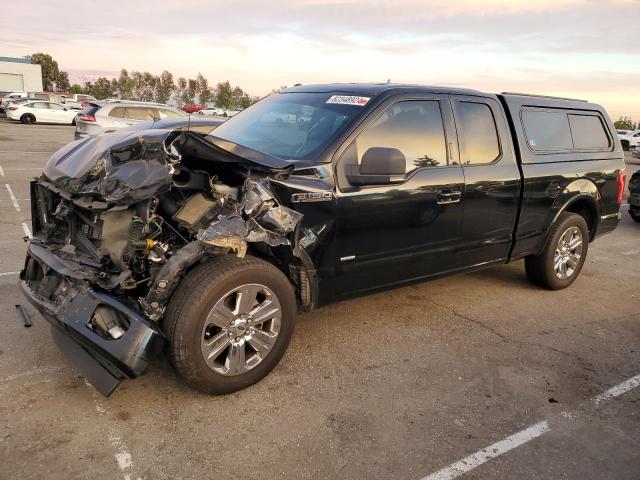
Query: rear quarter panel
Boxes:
[{"xmin": 500, "ymin": 94, "xmax": 625, "ymax": 259}]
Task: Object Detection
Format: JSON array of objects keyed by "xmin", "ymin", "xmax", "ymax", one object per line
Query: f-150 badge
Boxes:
[{"xmin": 291, "ymin": 191, "xmax": 333, "ymax": 203}]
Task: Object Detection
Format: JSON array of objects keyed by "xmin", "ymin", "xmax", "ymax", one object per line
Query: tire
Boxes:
[
  {"xmin": 621, "ymin": 140, "xmax": 629, "ymax": 151},
  {"xmin": 525, "ymin": 212, "xmax": 589, "ymax": 290},
  {"xmin": 630, "ymin": 209, "xmax": 640, "ymax": 223},
  {"xmin": 162, "ymin": 255, "xmax": 297, "ymax": 394},
  {"xmin": 20, "ymin": 114, "xmax": 35, "ymax": 124}
]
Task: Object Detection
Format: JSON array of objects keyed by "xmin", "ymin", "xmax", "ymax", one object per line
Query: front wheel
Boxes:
[
  {"xmin": 630, "ymin": 208, "xmax": 640, "ymax": 223},
  {"xmin": 162, "ymin": 255, "xmax": 297, "ymax": 394},
  {"xmin": 525, "ymin": 212, "xmax": 589, "ymax": 290},
  {"xmin": 621, "ymin": 140, "xmax": 630, "ymax": 151}
]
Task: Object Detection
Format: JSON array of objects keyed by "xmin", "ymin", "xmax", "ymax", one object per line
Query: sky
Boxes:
[{"xmin": 2, "ymin": 0, "xmax": 639, "ymax": 119}]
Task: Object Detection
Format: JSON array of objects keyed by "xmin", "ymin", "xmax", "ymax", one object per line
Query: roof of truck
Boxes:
[{"xmin": 280, "ymin": 83, "xmax": 485, "ymax": 97}]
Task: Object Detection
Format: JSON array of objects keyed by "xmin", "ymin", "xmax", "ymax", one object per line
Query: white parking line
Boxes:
[
  {"xmin": 593, "ymin": 374, "xmax": 640, "ymax": 406},
  {"xmin": 5, "ymin": 183, "xmax": 21, "ymax": 212},
  {"xmin": 0, "ymin": 164, "xmax": 4, "ymax": 176},
  {"xmin": 22, "ymin": 222, "xmax": 31, "ymax": 238},
  {"xmin": 419, "ymin": 374, "xmax": 640, "ymax": 480},
  {"xmin": 84, "ymin": 380, "xmax": 138, "ymax": 480},
  {"xmin": 0, "ymin": 271, "xmax": 18, "ymax": 277},
  {"xmin": 421, "ymin": 421, "xmax": 550, "ymax": 480}
]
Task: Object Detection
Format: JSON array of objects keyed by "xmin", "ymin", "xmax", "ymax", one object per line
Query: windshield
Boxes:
[{"xmin": 209, "ymin": 92, "xmax": 367, "ymax": 161}]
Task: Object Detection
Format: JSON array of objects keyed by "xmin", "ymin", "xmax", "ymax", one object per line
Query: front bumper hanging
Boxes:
[{"xmin": 20, "ymin": 243, "xmax": 164, "ymax": 396}]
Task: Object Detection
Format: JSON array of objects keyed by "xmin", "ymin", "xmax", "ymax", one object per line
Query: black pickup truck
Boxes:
[{"xmin": 20, "ymin": 84, "xmax": 626, "ymax": 395}]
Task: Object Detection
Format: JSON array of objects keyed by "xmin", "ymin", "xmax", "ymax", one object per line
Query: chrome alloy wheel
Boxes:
[
  {"xmin": 200, "ymin": 283, "xmax": 282, "ymax": 376},
  {"xmin": 554, "ymin": 226, "xmax": 583, "ymax": 280}
]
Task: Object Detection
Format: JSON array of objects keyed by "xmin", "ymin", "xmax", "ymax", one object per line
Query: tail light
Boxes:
[
  {"xmin": 616, "ymin": 171, "xmax": 627, "ymax": 204},
  {"xmin": 79, "ymin": 114, "xmax": 95, "ymax": 122},
  {"xmin": 8, "ymin": 106, "xmax": 18, "ymax": 111}
]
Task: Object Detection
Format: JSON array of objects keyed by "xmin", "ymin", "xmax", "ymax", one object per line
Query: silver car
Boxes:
[{"xmin": 75, "ymin": 101, "xmax": 188, "ymax": 139}]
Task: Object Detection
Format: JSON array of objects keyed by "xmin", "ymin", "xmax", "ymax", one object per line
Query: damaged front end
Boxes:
[{"xmin": 20, "ymin": 129, "xmax": 304, "ymax": 395}]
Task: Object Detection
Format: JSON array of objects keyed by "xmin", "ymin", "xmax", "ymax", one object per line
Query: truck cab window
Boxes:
[
  {"xmin": 455, "ymin": 101, "xmax": 500, "ymax": 164},
  {"xmin": 354, "ymin": 100, "xmax": 447, "ymax": 174}
]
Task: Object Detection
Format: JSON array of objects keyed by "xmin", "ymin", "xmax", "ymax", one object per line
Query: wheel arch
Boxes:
[{"xmin": 539, "ymin": 180, "xmax": 600, "ymax": 254}]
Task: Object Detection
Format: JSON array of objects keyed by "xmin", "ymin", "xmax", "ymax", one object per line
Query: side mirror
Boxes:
[{"xmin": 345, "ymin": 147, "xmax": 406, "ymax": 186}]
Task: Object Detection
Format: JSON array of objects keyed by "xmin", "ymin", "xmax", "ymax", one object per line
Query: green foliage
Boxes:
[
  {"xmin": 614, "ymin": 116, "xmax": 636, "ymax": 131},
  {"xmin": 30, "ymin": 52, "xmax": 60, "ymax": 91},
  {"xmin": 23, "ymin": 53, "xmax": 258, "ymax": 107},
  {"xmin": 196, "ymin": 73, "xmax": 212, "ymax": 105},
  {"xmin": 156, "ymin": 71, "xmax": 175, "ymax": 104},
  {"xmin": 187, "ymin": 78, "xmax": 198, "ymax": 105},
  {"xmin": 215, "ymin": 81, "xmax": 235, "ymax": 109},
  {"xmin": 117, "ymin": 70, "xmax": 136, "ymax": 100},
  {"xmin": 55, "ymin": 71, "xmax": 71, "ymax": 92},
  {"xmin": 85, "ymin": 77, "xmax": 115, "ymax": 100}
]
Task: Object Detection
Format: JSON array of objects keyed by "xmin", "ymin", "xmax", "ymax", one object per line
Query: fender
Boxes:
[{"xmin": 538, "ymin": 179, "xmax": 600, "ymax": 254}]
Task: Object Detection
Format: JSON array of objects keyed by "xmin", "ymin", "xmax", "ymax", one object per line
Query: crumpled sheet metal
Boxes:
[
  {"xmin": 43, "ymin": 130, "xmax": 175, "ymax": 205},
  {"xmin": 198, "ymin": 179, "xmax": 303, "ymax": 252}
]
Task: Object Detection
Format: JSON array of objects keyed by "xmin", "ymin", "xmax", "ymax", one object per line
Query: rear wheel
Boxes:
[
  {"xmin": 20, "ymin": 113, "xmax": 35, "ymax": 124},
  {"xmin": 162, "ymin": 255, "xmax": 297, "ymax": 394},
  {"xmin": 621, "ymin": 140, "xmax": 630, "ymax": 151},
  {"xmin": 525, "ymin": 212, "xmax": 589, "ymax": 290},
  {"xmin": 630, "ymin": 208, "xmax": 640, "ymax": 223}
]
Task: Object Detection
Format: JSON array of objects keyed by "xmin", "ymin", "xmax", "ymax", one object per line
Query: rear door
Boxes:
[
  {"xmin": 332, "ymin": 95, "xmax": 465, "ymax": 298},
  {"xmin": 123, "ymin": 107, "xmax": 156, "ymax": 126},
  {"xmin": 450, "ymin": 95, "xmax": 521, "ymax": 265},
  {"xmin": 46, "ymin": 102, "xmax": 72, "ymax": 124}
]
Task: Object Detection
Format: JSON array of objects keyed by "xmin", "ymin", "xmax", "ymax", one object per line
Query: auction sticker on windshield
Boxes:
[{"xmin": 326, "ymin": 95, "xmax": 370, "ymax": 106}]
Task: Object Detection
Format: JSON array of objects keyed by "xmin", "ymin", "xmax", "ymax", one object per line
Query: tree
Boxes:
[
  {"xmin": 70, "ymin": 84, "xmax": 85, "ymax": 94},
  {"xmin": 156, "ymin": 70, "xmax": 175, "ymax": 104},
  {"xmin": 117, "ymin": 69, "xmax": 135, "ymax": 99},
  {"xmin": 187, "ymin": 78, "xmax": 198, "ymax": 105},
  {"xmin": 55, "ymin": 71, "xmax": 71, "ymax": 92},
  {"xmin": 215, "ymin": 81, "xmax": 234, "ymax": 109},
  {"xmin": 86, "ymin": 77, "xmax": 115, "ymax": 99},
  {"xmin": 30, "ymin": 52, "xmax": 60, "ymax": 91},
  {"xmin": 614, "ymin": 116, "xmax": 636, "ymax": 131},
  {"xmin": 196, "ymin": 72, "xmax": 212, "ymax": 105},
  {"xmin": 177, "ymin": 77, "xmax": 188, "ymax": 105},
  {"xmin": 239, "ymin": 94, "xmax": 254, "ymax": 109}
]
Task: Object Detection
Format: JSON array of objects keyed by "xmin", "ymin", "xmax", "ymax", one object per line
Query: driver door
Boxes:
[{"xmin": 331, "ymin": 95, "xmax": 465, "ymax": 299}]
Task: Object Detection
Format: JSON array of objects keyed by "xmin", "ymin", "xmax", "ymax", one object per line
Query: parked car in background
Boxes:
[
  {"xmin": 224, "ymin": 108, "xmax": 242, "ymax": 117},
  {"xmin": 618, "ymin": 130, "xmax": 640, "ymax": 151},
  {"xmin": 59, "ymin": 93, "xmax": 98, "ymax": 110},
  {"xmin": 196, "ymin": 107, "xmax": 226, "ymax": 116},
  {"xmin": 179, "ymin": 105, "xmax": 204, "ymax": 114},
  {"xmin": 628, "ymin": 171, "xmax": 640, "ymax": 223},
  {"xmin": 0, "ymin": 92, "xmax": 28, "ymax": 112},
  {"xmin": 6, "ymin": 100, "xmax": 78, "ymax": 125},
  {"xmin": 121, "ymin": 116, "xmax": 224, "ymax": 133},
  {"xmin": 74, "ymin": 101, "xmax": 188, "ymax": 139}
]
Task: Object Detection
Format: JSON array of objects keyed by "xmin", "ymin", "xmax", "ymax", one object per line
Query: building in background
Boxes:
[{"xmin": 0, "ymin": 56, "xmax": 43, "ymax": 92}]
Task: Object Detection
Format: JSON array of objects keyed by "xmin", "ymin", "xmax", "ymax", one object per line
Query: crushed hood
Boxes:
[{"xmin": 43, "ymin": 129, "xmax": 294, "ymax": 205}]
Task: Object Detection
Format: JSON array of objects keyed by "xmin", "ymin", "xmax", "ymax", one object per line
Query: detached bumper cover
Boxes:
[{"xmin": 20, "ymin": 243, "xmax": 164, "ymax": 396}]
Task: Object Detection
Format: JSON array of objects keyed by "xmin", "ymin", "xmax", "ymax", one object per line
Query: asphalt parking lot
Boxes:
[{"xmin": 0, "ymin": 118, "xmax": 639, "ymax": 480}]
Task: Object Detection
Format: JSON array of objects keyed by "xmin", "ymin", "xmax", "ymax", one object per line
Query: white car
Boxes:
[
  {"xmin": 224, "ymin": 108, "xmax": 242, "ymax": 117},
  {"xmin": 618, "ymin": 130, "xmax": 640, "ymax": 151},
  {"xmin": 197, "ymin": 107, "xmax": 226, "ymax": 116},
  {"xmin": 0, "ymin": 92, "xmax": 28, "ymax": 112},
  {"xmin": 6, "ymin": 100, "xmax": 79, "ymax": 125}
]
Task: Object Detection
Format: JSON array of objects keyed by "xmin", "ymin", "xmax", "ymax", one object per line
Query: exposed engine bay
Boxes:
[{"xmin": 19, "ymin": 129, "xmax": 310, "ymax": 393}]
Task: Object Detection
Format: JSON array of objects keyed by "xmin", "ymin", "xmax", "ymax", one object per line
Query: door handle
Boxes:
[{"xmin": 437, "ymin": 189, "xmax": 462, "ymax": 205}]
